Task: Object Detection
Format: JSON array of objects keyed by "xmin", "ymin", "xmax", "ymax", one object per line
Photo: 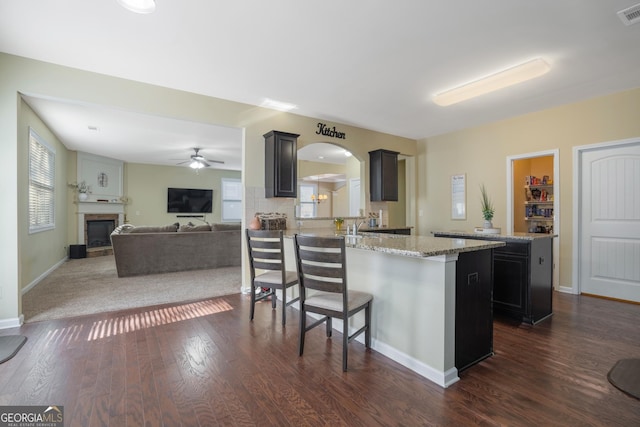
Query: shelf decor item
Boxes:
[
  {"xmin": 480, "ymin": 184, "xmax": 495, "ymax": 229},
  {"xmin": 70, "ymin": 180, "xmax": 91, "ymax": 201}
]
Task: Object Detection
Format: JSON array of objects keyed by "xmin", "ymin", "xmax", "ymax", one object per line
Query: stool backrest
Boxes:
[
  {"xmin": 246, "ymin": 229, "xmax": 285, "ymax": 277},
  {"xmin": 294, "ymin": 235, "xmax": 347, "ymax": 295}
]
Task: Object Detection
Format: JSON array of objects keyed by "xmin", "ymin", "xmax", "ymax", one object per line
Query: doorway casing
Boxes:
[{"xmin": 506, "ymin": 149, "xmax": 560, "ymax": 290}]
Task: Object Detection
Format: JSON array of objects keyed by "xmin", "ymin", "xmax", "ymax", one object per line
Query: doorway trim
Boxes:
[
  {"xmin": 572, "ymin": 137, "xmax": 640, "ymax": 297},
  {"xmin": 506, "ymin": 149, "xmax": 560, "ymax": 290}
]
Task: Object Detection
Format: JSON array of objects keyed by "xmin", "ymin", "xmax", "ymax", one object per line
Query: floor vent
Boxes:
[{"xmin": 617, "ymin": 3, "xmax": 640, "ymax": 25}]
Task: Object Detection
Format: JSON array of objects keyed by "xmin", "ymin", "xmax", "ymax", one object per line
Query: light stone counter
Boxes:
[
  {"xmin": 284, "ymin": 229, "xmax": 505, "ymax": 257},
  {"xmin": 432, "ymin": 230, "xmax": 556, "ymax": 241},
  {"xmin": 281, "ymin": 228, "xmax": 504, "ymax": 388}
]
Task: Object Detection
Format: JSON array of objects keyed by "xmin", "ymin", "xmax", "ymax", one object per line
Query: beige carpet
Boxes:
[{"xmin": 22, "ymin": 255, "xmax": 242, "ymax": 323}]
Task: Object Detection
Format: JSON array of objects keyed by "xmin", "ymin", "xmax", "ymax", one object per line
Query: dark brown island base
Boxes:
[{"xmin": 433, "ymin": 231, "xmax": 555, "ymax": 325}]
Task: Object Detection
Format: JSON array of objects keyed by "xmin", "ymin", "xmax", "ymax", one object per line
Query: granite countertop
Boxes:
[
  {"xmin": 284, "ymin": 228, "xmax": 504, "ymax": 258},
  {"xmin": 357, "ymin": 225, "xmax": 413, "ymax": 232},
  {"xmin": 432, "ymin": 230, "xmax": 557, "ymax": 241}
]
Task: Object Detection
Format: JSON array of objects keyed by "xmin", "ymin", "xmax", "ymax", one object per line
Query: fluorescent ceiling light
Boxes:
[
  {"xmin": 433, "ymin": 58, "xmax": 551, "ymax": 107},
  {"xmin": 261, "ymin": 98, "xmax": 297, "ymax": 112},
  {"xmin": 117, "ymin": 0, "xmax": 156, "ymax": 14}
]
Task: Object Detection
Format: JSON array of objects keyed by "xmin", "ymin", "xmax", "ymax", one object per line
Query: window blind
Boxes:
[
  {"xmin": 29, "ymin": 128, "xmax": 56, "ymax": 232},
  {"xmin": 221, "ymin": 178, "xmax": 242, "ymax": 222}
]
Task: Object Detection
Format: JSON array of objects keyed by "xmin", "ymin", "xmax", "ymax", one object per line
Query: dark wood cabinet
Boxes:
[
  {"xmin": 369, "ymin": 149, "xmax": 399, "ymax": 201},
  {"xmin": 264, "ymin": 130, "xmax": 299, "ymax": 198},
  {"xmin": 455, "ymin": 248, "xmax": 494, "ymax": 371},
  {"xmin": 493, "ymin": 239, "xmax": 553, "ymax": 324},
  {"xmin": 434, "ymin": 233, "xmax": 554, "ymax": 325}
]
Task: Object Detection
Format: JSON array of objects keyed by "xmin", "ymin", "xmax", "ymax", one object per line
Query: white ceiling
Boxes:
[{"xmin": 2, "ymin": 1, "xmax": 640, "ymax": 169}]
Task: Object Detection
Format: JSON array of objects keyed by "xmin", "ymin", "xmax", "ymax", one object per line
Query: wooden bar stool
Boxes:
[
  {"xmin": 246, "ymin": 229, "xmax": 299, "ymax": 325},
  {"xmin": 293, "ymin": 234, "xmax": 373, "ymax": 371}
]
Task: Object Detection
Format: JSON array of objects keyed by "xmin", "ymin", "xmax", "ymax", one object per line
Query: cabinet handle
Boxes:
[
  {"xmin": 468, "ymin": 272, "xmax": 479, "ymax": 285},
  {"xmin": 539, "ymin": 256, "xmax": 545, "ymax": 264}
]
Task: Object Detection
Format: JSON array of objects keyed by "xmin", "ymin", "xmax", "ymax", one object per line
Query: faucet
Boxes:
[{"xmin": 352, "ymin": 219, "xmax": 366, "ymax": 236}]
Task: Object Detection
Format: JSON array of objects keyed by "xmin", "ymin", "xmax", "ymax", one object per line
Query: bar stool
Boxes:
[
  {"xmin": 293, "ymin": 234, "xmax": 373, "ymax": 371},
  {"xmin": 246, "ymin": 229, "xmax": 299, "ymax": 325}
]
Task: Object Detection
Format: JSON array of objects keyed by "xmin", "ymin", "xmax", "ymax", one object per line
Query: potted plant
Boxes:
[
  {"xmin": 76, "ymin": 181, "xmax": 91, "ymax": 201},
  {"xmin": 334, "ymin": 217, "xmax": 344, "ymax": 232},
  {"xmin": 480, "ymin": 184, "xmax": 494, "ymax": 229}
]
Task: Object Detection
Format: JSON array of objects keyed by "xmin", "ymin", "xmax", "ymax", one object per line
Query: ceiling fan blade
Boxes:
[
  {"xmin": 175, "ymin": 160, "xmax": 191, "ymax": 165},
  {"xmin": 205, "ymin": 158, "xmax": 225, "ymax": 164}
]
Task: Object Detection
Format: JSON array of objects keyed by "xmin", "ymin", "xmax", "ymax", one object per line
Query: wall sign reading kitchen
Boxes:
[{"xmin": 316, "ymin": 122, "xmax": 346, "ymax": 139}]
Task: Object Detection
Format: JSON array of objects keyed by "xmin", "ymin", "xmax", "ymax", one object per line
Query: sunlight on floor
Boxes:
[{"xmin": 85, "ymin": 299, "xmax": 234, "ymax": 341}]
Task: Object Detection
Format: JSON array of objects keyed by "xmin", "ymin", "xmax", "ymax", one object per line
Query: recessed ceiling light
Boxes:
[
  {"xmin": 117, "ymin": 0, "xmax": 156, "ymax": 14},
  {"xmin": 261, "ymin": 98, "xmax": 297, "ymax": 112},
  {"xmin": 433, "ymin": 58, "xmax": 551, "ymax": 106}
]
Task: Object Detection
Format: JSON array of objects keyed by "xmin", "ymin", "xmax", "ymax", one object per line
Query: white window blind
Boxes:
[
  {"xmin": 221, "ymin": 178, "xmax": 242, "ymax": 222},
  {"xmin": 29, "ymin": 128, "xmax": 56, "ymax": 233}
]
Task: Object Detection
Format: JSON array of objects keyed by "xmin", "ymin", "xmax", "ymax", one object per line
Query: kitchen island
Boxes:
[
  {"xmin": 432, "ymin": 231, "xmax": 555, "ymax": 324},
  {"xmin": 282, "ymin": 230, "xmax": 504, "ymax": 388}
]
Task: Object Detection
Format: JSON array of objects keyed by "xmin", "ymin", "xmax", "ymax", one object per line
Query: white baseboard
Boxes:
[
  {"xmin": 558, "ymin": 285, "xmax": 576, "ymax": 294},
  {"xmin": 299, "ymin": 308, "xmax": 459, "ymax": 388},
  {"xmin": 21, "ymin": 257, "xmax": 67, "ymax": 295},
  {"xmin": 0, "ymin": 314, "xmax": 24, "ymax": 330}
]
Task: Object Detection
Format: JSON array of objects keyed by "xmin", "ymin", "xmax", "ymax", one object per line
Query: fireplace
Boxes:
[
  {"xmin": 86, "ymin": 219, "xmax": 116, "ymax": 248},
  {"xmin": 83, "ymin": 213, "xmax": 119, "ymax": 256}
]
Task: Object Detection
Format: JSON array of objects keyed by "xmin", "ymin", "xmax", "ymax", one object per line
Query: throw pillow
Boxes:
[
  {"xmin": 112, "ymin": 224, "xmax": 135, "ymax": 234},
  {"xmin": 178, "ymin": 223, "xmax": 212, "ymax": 232}
]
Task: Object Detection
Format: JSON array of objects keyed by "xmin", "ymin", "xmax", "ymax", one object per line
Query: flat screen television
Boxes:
[{"xmin": 167, "ymin": 187, "xmax": 213, "ymax": 213}]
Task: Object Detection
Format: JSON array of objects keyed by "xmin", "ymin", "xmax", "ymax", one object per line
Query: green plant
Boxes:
[{"xmin": 480, "ymin": 184, "xmax": 494, "ymax": 221}]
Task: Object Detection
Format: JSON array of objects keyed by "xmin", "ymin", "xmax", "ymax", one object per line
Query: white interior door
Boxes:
[
  {"xmin": 349, "ymin": 178, "xmax": 361, "ymax": 216},
  {"xmin": 580, "ymin": 141, "xmax": 640, "ymax": 301}
]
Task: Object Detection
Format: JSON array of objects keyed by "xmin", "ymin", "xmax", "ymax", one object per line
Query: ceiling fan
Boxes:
[{"xmin": 175, "ymin": 148, "xmax": 224, "ymax": 169}]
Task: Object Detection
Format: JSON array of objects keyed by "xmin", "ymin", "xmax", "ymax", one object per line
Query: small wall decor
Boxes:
[{"xmin": 451, "ymin": 174, "xmax": 466, "ymax": 220}]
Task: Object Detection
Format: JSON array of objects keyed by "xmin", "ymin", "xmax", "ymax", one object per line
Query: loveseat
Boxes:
[{"xmin": 110, "ymin": 222, "xmax": 241, "ymax": 277}]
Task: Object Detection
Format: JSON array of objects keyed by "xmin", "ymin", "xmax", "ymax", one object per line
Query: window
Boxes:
[
  {"xmin": 29, "ymin": 128, "xmax": 56, "ymax": 233},
  {"xmin": 298, "ymin": 184, "xmax": 317, "ymax": 218},
  {"xmin": 221, "ymin": 178, "xmax": 242, "ymax": 222}
]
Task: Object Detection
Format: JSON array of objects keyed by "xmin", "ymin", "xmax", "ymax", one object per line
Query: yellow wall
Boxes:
[
  {"xmin": 419, "ymin": 87, "xmax": 640, "ymax": 288},
  {"xmin": 124, "ymin": 163, "xmax": 240, "ymax": 226},
  {"xmin": 17, "ymin": 100, "xmax": 70, "ymax": 300}
]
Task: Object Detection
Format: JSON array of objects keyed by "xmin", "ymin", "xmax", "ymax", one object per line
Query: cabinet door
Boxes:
[
  {"xmin": 493, "ymin": 251, "xmax": 528, "ymax": 318},
  {"xmin": 529, "ymin": 238, "xmax": 553, "ymax": 323},
  {"xmin": 264, "ymin": 131, "xmax": 298, "ymax": 198},
  {"xmin": 369, "ymin": 149, "xmax": 399, "ymax": 201},
  {"xmin": 456, "ymin": 249, "xmax": 493, "ymax": 371}
]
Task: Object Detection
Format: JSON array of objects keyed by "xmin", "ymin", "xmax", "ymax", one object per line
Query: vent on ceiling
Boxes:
[{"xmin": 617, "ymin": 3, "xmax": 640, "ymax": 25}]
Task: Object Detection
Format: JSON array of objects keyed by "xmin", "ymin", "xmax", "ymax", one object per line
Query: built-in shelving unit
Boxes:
[{"xmin": 524, "ymin": 179, "xmax": 554, "ymax": 233}]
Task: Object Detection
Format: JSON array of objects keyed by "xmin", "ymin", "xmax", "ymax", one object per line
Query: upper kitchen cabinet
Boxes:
[
  {"xmin": 369, "ymin": 149, "xmax": 399, "ymax": 201},
  {"xmin": 264, "ymin": 130, "xmax": 299, "ymax": 198}
]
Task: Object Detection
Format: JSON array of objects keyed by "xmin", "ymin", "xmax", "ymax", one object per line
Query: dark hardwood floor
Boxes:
[{"xmin": 1, "ymin": 292, "xmax": 639, "ymax": 426}]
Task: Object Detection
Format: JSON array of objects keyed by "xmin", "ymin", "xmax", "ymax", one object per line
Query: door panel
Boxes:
[{"xmin": 580, "ymin": 142, "xmax": 640, "ymax": 301}]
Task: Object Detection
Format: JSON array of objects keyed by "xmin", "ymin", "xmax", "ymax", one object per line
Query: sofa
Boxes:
[{"xmin": 110, "ymin": 222, "xmax": 242, "ymax": 277}]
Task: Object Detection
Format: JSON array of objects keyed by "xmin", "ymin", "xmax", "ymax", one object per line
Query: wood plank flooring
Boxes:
[{"xmin": 1, "ymin": 292, "xmax": 639, "ymax": 426}]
